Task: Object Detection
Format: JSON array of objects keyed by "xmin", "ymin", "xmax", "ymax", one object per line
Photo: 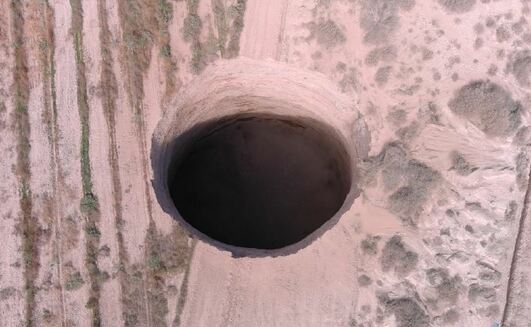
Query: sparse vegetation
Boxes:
[
  {"xmin": 37, "ymin": 0, "xmax": 59, "ymax": 201},
  {"xmin": 381, "ymin": 235, "xmax": 418, "ymax": 276},
  {"xmin": 147, "ymin": 255, "xmax": 164, "ymax": 271},
  {"xmin": 375, "ymin": 66, "xmax": 392, "ymax": 87},
  {"xmin": 357, "ymin": 274, "xmax": 372, "ymax": 287},
  {"xmin": 514, "ymin": 126, "xmax": 531, "ymax": 146},
  {"xmin": 505, "ymin": 201, "xmax": 518, "ymax": 221},
  {"xmin": 81, "ymin": 192, "xmax": 99, "ymax": 214},
  {"xmin": 122, "ymin": 265, "xmax": 149, "ymax": 327},
  {"xmin": 183, "ymin": 0, "xmax": 247, "ymax": 72},
  {"xmin": 361, "ymin": 235, "xmax": 379, "ymax": 255},
  {"xmin": 226, "ymin": 0, "xmax": 246, "ymax": 58},
  {"xmin": 10, "ymin": 1, "xmax": 40, "ymax": 324},
  {"xmin": 477, "ymin": 261, "xmax": 501, "ymax": 283},
  {"xmin": 0, "ymin": 101, "xmax": 5, "ymax": 131},
  {"xmin": 156, "ymin": 0, "xmax": 178, "ymax": 99},
  {"xmin": 183, "ymin": 0, "xmax": 204, "ymax": 73},
  {"xmin": 359, "ymin": 0, "xmax": 414, "ymax": 44},
  {"xmin": 365, "ymin": 45, "xmax": 397, "ymax": 66},
  {"xmin": 496, "ymin": 25, "xmax": 511, "ymax": 43},
  {"xmin": 515, "ymin": 151, "xmax": 529, "ymax": 190},
  {"xmin": 378, "ymin": 292, "xmax": 429, "ymax": 327},
  {"xmin": 426, "ymin": 267, "xmax": 462, "ymax": 304},
  {"xmin": 441, "ymin": 309, "xmax": 460, "ymax": 324},
  {"xmin": 65, "ymin": 272, "xmax": 85, "ymax": 291},
  {"xmin": 70, "ymin": 0, "xmax": 98, "ymax": 209},
  {"xmin": 145, "ymin": 222, "xmax": 192, "ymax": 326},
  {"xmin": 437, "ymin": 0, "xmax": 476, "ymax": 13},
  {"xmin": 117, "ymin": 0, "xmax": 166, "ymax": 112},
  {"xmin": 386, "ymin": 108, "xmax": 408, "ymax": 126},
  {"xmin": 183, "ymin": 6, "xmax": 201, "ymax": 42},
  {"xmin": 449, "ymin": 151, "xmax": 477, "ymax": 176},
  {"xmin": 468, "ymin": 283, "xmax": 496, "ymax": 303},
  {"xmin": 510, "ymin": 50, "xmax": 531, "ymax": 88},
  {"xmin": 173, "ymin": 239, "xmax": 197, "ymax": 327},
  {"xmin": 212, "ymin": 0, "xmax": 229, "ymax": 57},
  {"xmin": 0, "ymin": 287, "xmax": 17, "ymax": 301},
  {"xmin": 70, "ymin": 1, "xmax": 102, "ymax": 325},
  {"xmin": 396, "ymin": 120, "xmax": 421, "ymax": 145},
  {"xmin": 361, "ymin": 143, "xmax": 441, "ymax": 226},
  {"xmin": 448, "ymin": 80, "xmax": 521, "ymax": 137},
  {"xmin": 339, "ymin": 67, "xmax": 360, "ymax": 93},
  {"xmin": 306, "ymin": 19, "xmax": 346, "ymax": 49},
  {"xmin": 85, "ymin": 225, "xmax": 101, "ymax": 237}
]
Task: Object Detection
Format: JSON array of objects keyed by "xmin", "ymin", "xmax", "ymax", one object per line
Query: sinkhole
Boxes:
[
  {"xmin": 167, "ymin": 115, "xmax": 352, "ymax": 249},
  {"xmin": 151, "ymin": 58, "xmax": 369, "ymax": 253}
]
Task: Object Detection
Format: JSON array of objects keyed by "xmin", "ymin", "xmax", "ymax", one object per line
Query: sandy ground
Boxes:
[{"xmin": 1, "ymin": 0, "xmax": 530, "ymax": 326}]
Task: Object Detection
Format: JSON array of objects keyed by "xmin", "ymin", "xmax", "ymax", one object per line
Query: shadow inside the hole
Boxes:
[{"xmin": 151, "ymin": 113, "xmax": 360, "ymax": 258}]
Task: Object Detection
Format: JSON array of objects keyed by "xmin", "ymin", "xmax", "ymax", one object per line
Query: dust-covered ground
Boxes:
[{"xmin": 0, "ymin": 0, "xmax": 530, "ymax": 326}]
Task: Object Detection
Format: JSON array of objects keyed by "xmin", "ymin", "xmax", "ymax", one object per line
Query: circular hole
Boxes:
[{"xmin": 168, "ymin": 114, "xmax": 352, "ymax": 250}]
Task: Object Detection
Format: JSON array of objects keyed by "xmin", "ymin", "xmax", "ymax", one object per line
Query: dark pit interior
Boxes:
[{"xmin": 169, "ymin": 115, "xmax": 351, "ymax": 249}]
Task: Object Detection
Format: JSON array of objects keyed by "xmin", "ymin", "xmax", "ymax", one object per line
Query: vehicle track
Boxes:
[
  {"xmin": 39, "ymin": 2, "xmax": 68, "ymax": 325},
  {"xmin": 502, "ymin": 161, "xmax": 531, "ymax": 326},
  {"xmin": 10, "ymin": 1, "xmax": 38, "ymax": 324},
  {"xmin": 95, "ymin": 0, "xmax": 128, "ymax": 324}
]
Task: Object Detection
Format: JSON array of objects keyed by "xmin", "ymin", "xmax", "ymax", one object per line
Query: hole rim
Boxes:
[{"xmin": 150, "ymin": 58, "xmax": 369, "ymax": 257}]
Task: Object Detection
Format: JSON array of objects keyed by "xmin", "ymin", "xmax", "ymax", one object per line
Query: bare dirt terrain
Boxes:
[{"xmin": 0, "ymin": 0, "xmax": 530, "ymax": 326}]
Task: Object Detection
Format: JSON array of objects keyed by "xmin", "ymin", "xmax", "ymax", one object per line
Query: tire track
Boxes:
[
  {"xmin": 69, "ymin": 0, "xmax": 103, "ymax": 324},
  {"xmin": 114, "ymin": 0, "xmax": 160, "ymax": 324},
  {"xmin": 35, "ymin": 0, "xmax": 92, "ymax": 324},
  {"xmin": 276, "ymin": 0, "xmax": 289, "ymax": 61},
  {"xmin": 172, "ymin": 240, "xmax": 197, "ymax": 327},
  {"xmin": 239, "ymin": 0, "xmax": 285, "ymax": 60},
  {"xmin": 0, "ymin": 2, "xmax": 27, "ymax": 325},
  {"xmin": 115, "ymin": 1, "xmax": 199, "ymax": 325},
  {"xmin": 35, "ymin": 1, "xmax": 67, "ymax": 325},
  {"xmin": 10, "ymin": 1, "xmax": 39, "ymax": 324},
  {"xmin": 501, "ymin": 161, "xmax": 531, "ymax": 326},
  {"xmin": 96, "ymin": 0, "xmax": 128, "ymax": 324}
]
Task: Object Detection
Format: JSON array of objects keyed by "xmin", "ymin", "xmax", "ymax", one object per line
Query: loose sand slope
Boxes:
[{"xmin": 0, "ymin": 0, "xmax": 530, "ymax": 326}]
